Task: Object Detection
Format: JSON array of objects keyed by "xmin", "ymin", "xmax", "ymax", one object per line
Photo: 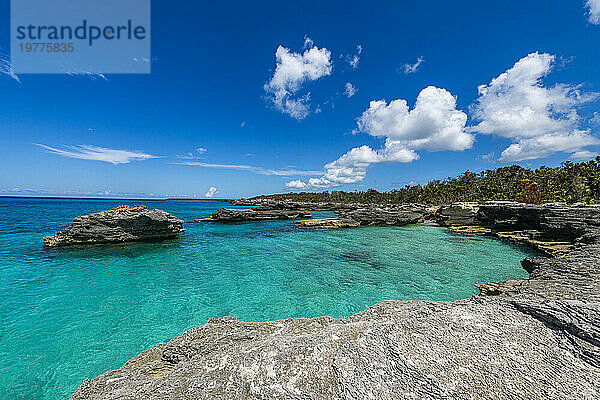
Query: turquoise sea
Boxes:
[{"xmin": 0, "ymin": 198, "xmax": 534, "ymax": 399}]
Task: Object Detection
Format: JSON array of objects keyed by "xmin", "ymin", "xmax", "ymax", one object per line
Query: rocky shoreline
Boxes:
[
  {"xmin": 199, "ymin": 208, "xmax": 312, "ymax": 222},
  {"xmin": 71, "ymin": 201, "xmax": 600, "ymax": 399}
]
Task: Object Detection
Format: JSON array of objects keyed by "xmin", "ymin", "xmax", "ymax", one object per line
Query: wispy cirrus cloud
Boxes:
[
  {"xmin": 176, "ymin": 147, "xmax": 208, "ymax": 159},
  {"xmin": 402, "ymin": 56, "xmax": 425, "ymax": 74},
  {"xmin": 344, "ymin": 82, "xmax": 357, "ymax": 98},
  {"xmin": 0, "ymin": 52, "xmax": 20, "ymax": 82},
  {"xmin": 0, "ymin": 187, "xmax": 169, "ymax": 198},
  {"xmin": 345, "ymin": 44, "xmax": 362, "ymax": 69},
  {"xmin": 34, "ymin": 143, "xmax": 159, "ymax": 164},
  {"xmin": 65, "ymin": 71, "xmax": 108, "ymax": 80},
  {"xmin": 176, "ymin": 161, "xmax": 321, "ymax": 176}
]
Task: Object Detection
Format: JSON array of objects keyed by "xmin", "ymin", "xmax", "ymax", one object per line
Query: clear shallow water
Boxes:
[{"xmin": 0, "ymin": 198, "xmax": 534, "ymax": 399}]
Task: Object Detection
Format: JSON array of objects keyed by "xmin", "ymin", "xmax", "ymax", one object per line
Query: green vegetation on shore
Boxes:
[{"xmin": 256, "ymin": 157, "xmax": 600, "ymax": 205}]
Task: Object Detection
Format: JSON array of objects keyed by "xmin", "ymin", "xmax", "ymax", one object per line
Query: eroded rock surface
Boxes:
[
  {"xmin": 294, "ymin": 218, "xmax": 361, "ymax": 229},
  {"xmin": 295, "ymin": 204, "xmax": 432, "ymax": 229},
  {"xmin": 341, "ymin": 205, "xmax": 430, "ymax": 226},
  {"xmin": 72, "ymin": 203, "xmax": 600, "ymax": 399},
  {"xmin": 230, "ymin": 199, "xmax": 359, "ymax": 212},
  {"xmin": 202, "ymin": 208, "xmax": 311, "ymax": 222},
  {"xmin": 43, "ymin": 206, "xmax": 184, "ymax": 247},
  {"xmin": 435, "ymin": 201, "xmax": 600, "ymax": 256}
]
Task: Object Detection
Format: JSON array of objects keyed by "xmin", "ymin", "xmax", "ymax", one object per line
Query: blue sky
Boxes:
[{"xmin": 1, "ymin": 0, "xmax": 600, "ymax": 198}]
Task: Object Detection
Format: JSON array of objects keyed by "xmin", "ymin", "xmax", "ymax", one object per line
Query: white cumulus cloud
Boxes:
[
  {"xmin": 205, "ymin": 187, "xmax": 218, "ymax": 198},
  {"xmin": 304, "ymin": 142, "xmax": 419, "ymax": 188},
  {"xmin": 344, "ymin": 82, "xmax": 356, "ymax": 98},
  {"xmin": 264, "ymin": 38, "xmax": 332, "ymax": 120},
  {"xmin": 285, "ymin": 179, "xmax": 308, "ymax": 189},
  {"xmin": 500, "ymin": 131, "xmax": 599, "ymax": 162},
  {"xmin": 357, "ymin": 86, "xmax": 473, "ymax": 151},
  {"xmin": 587, "ymin": 0, "xmax": 600, "ymax": 24},
  {"xmin": 471, "ymin": 52, "xmax": 599, "ymax": 162},
  {"xmin": 288, "ymin": 86, "xmax": 472, "ymax": 189},
  {"xmin": 34, "ymin": 144, "xmax": 158, "ymax": 164}
]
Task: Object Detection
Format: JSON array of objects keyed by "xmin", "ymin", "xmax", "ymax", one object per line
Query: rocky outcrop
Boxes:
[
  {"xmin": 435, "ymin": 202, "xmax": 480, "ymax": 226},
  {"xmin": 72, "ymin": 203, "xmax": 600, "ymax": 399},
  {"xmin": 495, "ymin": 230, "xmax": 572, "ymax": 257},
  {"xmin": 294, "ymin": 218, "xmax": 361, "ymax": 229},
  {"xmin": 43, "ymin": 206, "xmax": 184, "ymax": 247},
  {"xmin": 295, "ymin": 204, "xmax": 432, "ymax": 229},
  {"xmin": 257, "ymin": 201, "xmax": 358, "ymax": 212},
  {"xmin": 80, "ymin": 299, "xmax": 600, "ymax": 400},
  {"xmin": 341, "ymin": 205, "xmax": 431, "ymax": 226},
  {"xmin": 435, "ymin": 201, "xmax": 600, "ymax": 256},
  {"xmin": 437, "ymin": 201, "xmax": 600, "ymax": 238},
  {"xmin": 229, "ymin": 199, "xmax": 360, "ymax": 212},
  {"xmin": 201, "ymin": 208, "xmax": 311, "ymax": 222},
  {"xmin": 475, "ymin": 279, "xmax": 523, "ymax": 296}
]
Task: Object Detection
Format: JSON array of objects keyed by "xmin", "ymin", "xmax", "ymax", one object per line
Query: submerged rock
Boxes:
[
  {"xmin": 202, "ymin": 208, "xmax": 311, "ymax": 222},
  {"xmin": 43, "ymin": 205, "xmax": 184, "ymax": 247}
]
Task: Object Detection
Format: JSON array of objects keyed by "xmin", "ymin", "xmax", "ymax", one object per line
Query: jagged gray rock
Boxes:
[
  {"xmin": 229, "ymin": 199, "xmax": 359, "ymax": 212},
  {"xmin": 342, "ymin": 205, "xmax": 430, "ymax": 226},
  {"xmin": 43, "ymin": 205, "xmax": 184, "ymax": 247},
  {"xmin": 435, "ymin": 202, "xmax": 480, "ymax": 226},
  {"xmin": 202, "ymin": 208, "xmax": 311, "ymax": 222},
  {"xmin": 72, "ymin": 202, "xmax": 600, "ymax": 399},
  {"xmin": 437, "ymin": 201, "xmax": 600, "ymax": 240},
  {"xmin": 294, "ymin": 217, "xmax": 361, "ymax": 228},
  {"xmin": 295, "ymin": 205, "xmax": 432, "ymax": 229},
  {"xmin": 435, "ymin": 201, "xmax": 600, "ymax": 256}
]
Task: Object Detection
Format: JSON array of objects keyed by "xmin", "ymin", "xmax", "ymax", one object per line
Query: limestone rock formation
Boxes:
[
  {"xmin": 295, "ymin": 205, "xmax": 431, "ymax": 229},
  {"xmin": 435, "ymin": 201, "xmax": 600, "ymax": 256},
  {"xmin": 294, "ymin": 218, "xmax": 361, "ymax": 229},
  {"xmin": 43, "ymin": 205, "xmax": 184, "ymax": 247},
  {"xmin": 435, "ymin": 202, "xmax": 480, "ymax": 226},
  {"xmin": 342, "ymin": 205, "xmax": 430, "ymax": 226},
  {"xmin": 72, "ymin": 202, "xmax": 600, "ymax": 399},
  {"xmin": 229, "ymin": 199, "xmax": 359, "ymax": 212},
  {"xmin": 475, "ymin": 280, "xmax": 523, "ymax": 296},
  {"xmin": 202, "ymin": 208, "xmax": 311, "ymax": 222}
]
